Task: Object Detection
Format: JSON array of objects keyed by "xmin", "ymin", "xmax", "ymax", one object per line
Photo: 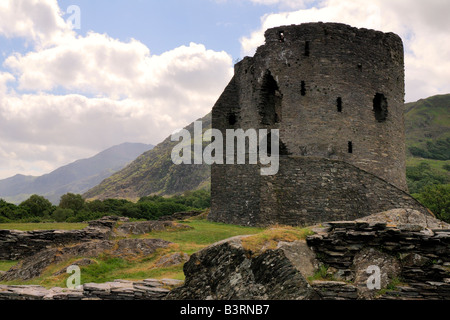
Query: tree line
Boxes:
[
  {"xmin": 407, "ymin": 161, "xmax": 449, "ymax": 223},
  {"xmin": 0, "ymin": 190, "xmax": 210, "ymax": 223}
]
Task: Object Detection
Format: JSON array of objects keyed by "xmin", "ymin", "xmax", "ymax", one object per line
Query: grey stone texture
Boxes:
[
  {"xmin": 0, "ymin": 278, "xmax": 183, "ymax": 300},
  {"xmin": 166, "ymin": 236, "xmax": 319, "ymax": 300},
  {"xmin": 209, "ymin": 22, "xmax": 428, "ymax": 227},
  {"xmin": 307, "ymin": 219, "xmax": 450, "ymax": 300}
]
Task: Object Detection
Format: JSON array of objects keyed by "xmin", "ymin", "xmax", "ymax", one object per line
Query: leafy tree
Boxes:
[
  {"xmin": 409, "ymin": 137, "xmax": 450, "ymax": 161},
  {"xmin": 137, "ymin": 202, "xmax": 158, "ymax": 220},
  {"xmin": 85, "ymin": 200, "xmax": 107, "ymax": 213},
  {"xmin": 414, "ymin": 184, "xmax": 450, "ymax": 223},
  {"xmin": 19, "ymin": 195, "xmax": 53, "ymax": 217},
  {"xmin": 406, "ymin": 162, "xmax": 448, "ymax": 194},
  {"xmin": 119, "ymin": 202, "xmax": 142, "ymax": 219},
  {"xmin": 52, "ymin": 208, "xmax": 74, "ymax": 222},
  {"xmin": 59, "ymin": 193, "xmax": 85, "ymax": 212}
]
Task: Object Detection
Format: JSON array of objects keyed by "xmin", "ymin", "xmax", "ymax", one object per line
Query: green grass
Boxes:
[
  {"xmin": 307, "ymin": 265, "xmax": 334, "ymax": 282},
  {"xmin": 241, "ymin": 225, "xmax": 314, "ymax": 255},
  {"xmin": 141, "ymin": 219, "xmax": 264, "ymax": 255},
  {"xmin": 0, "ymin": 261, "xmax": 18, "ymax": 272},
  {"xmin": 0, "ymin": 222, "xmax": 88, "ymax": 231}
]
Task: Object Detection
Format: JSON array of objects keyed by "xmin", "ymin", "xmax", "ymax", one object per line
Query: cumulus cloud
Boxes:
[
  {"xmin": 218, "ymin": 0, "xmax": 315, "ymax": 9},
  {"xmin": 0, "ymin": 72, "xmax": 14, "ymax": 94},
  {"xmin": 245, "ymin": 0, "xmax": 314, "ymax": 9},
  {"xmin": 0, "ymin": 0, "xmax": 72, "ymax": 46},
  {"xmin": 0, "ymin": 0, "xmax": 233, "ymax": 179},
  {"xmin": 5, "ymin": 32, "xmax": 232, "ymax": 102},
  {"xmin": 239, "ymin": 0, "xmax": 450, "ymax": 102}
]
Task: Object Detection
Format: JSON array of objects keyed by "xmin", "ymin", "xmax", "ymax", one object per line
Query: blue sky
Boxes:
[
  {"xmin": 56, "ymin": 0, "xmax": 272, "ymax": 59},
  {"xmin": 0, "ymin": 0, "xmax": 449, "ymax": 179}
]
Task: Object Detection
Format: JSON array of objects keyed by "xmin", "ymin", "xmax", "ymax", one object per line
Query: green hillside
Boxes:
[{"xmin": 405, "ymin": 94, "xmax": 450, "ymax": 160}]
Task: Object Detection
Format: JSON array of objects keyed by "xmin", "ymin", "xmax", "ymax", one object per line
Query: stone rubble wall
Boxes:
[
  {"xmin": 306, "ymin": 220, "xmax": 450, "ymax": 300},
  {"xmin": 0, "ymin": 216, "xmax": 190, "ymax": 261},
  {"xmin": 0, "ymin": 218, "xmax": 115, "ymax": 260},
  {"xmin": 0, "ymin": 278, "xmax": 183, "ymax": 300}
]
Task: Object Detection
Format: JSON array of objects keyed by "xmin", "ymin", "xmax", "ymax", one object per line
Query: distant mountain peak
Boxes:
[{"xmin": 0, "ymin": 143, "xmax": 154, "ymax": 204}]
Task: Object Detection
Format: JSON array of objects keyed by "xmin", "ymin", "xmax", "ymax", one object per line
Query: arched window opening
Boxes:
[
  {"xmin": 259, "ymin": 70, "xmax": 282, "ymax": 125},
  {"xmin": 373, "ymin": 93, "xmax": 388, "ymax": 122}
]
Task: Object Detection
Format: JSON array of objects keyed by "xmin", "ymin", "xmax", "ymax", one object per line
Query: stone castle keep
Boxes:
[{"xmin": 209, "ymin": 22, "xmax": 430, "ymax": 227}]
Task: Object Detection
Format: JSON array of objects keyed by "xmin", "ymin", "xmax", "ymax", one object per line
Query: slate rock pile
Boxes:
[
  {"xmin": 0, "ymin": 278, "xmax": 183, "ymax": 300},
  {"xmin": 306, "ymin": 210, "xmax": 450, "ymax": 299}
]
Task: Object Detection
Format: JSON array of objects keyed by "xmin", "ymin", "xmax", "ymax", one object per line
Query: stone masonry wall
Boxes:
[
  {"xmin": 210, "ymin": 156, "xmax": 429, "ymax": 227},
  {"xmin": 211, "ymin": 22, "xmax": 410, "ymax": 227},
  {"xmin": 307, "ymin": 221, "xmax": 450, "ymax": 300},
  {"xmin": 259, "ymin": 156, "xmax": 429, "ymax": 227}
]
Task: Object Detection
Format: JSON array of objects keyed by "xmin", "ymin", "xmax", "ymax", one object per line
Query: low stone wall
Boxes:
[
  {"xmin": 0, "ymin": 220, "xmax": 113, "ymax": 260},
  {"xmin": 0, "ymin": 278, "xmax": 183, "ymax": 300},
  {"xmin": 0, "ymin": 216, "xmax": 190, "ymax": 261},
  {"xmin": 1, "ymin": 238, "xmax": 172, "ymax": 281},
  {"xmin": 306, "ymin": 220, "xmax": 450, "ymax": 299}
]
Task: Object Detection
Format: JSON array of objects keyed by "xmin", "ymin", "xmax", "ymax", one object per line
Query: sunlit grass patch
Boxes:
[
  {"xmin": 0, "ymin": 260, "xmax": 18, "ymax": 272},
  {"xmin": 241, "ymin": 225, "xmax": 314, "ymax": 255}
]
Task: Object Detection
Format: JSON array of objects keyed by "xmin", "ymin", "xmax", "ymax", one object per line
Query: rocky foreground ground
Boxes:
[{"xmin": 1, "ymin": 209, "xmax": 449, "ymax": 300}]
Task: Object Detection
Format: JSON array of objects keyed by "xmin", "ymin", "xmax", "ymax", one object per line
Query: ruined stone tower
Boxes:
[{"xmin": 209, "ymin": 23, "xmax": 429, "ymax": 227}]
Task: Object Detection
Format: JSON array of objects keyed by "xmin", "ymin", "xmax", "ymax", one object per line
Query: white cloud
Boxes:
[
  {"xmin": 0, "ymin": 72, "xmax": 14, "ymax": 94},
  {"xmin": 4, "ymin": 32, "xmax": 233, "ymax": 100},
  {"xmin": 0, "ymin": 0, "xmax": 72, "ymax": 46},
  {"xmin": 246, "ymin": 0, "xmax": 313, "ymax": 9},
  {"xmin": 0, "ymin": 0, "xmax": 234, "ymax": 179},
  {"xmin": 219, "ymin": 0, "xmax": 315, "ymax": 10},
  {"xmin": 239, "ymin": 0, "xmax": 450, "ymax": 102}
]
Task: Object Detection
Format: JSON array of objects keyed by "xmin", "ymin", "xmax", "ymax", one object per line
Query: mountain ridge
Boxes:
[
  {"xmin": 0, "ymin": 142, "xmax": 154, "ymax": 204},
  {"xmin": 83, "ymin": 114, "xmax": 211, "ymax": 201}
]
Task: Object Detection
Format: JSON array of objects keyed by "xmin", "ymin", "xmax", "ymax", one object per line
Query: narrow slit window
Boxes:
[
  {"xmin": 348, "ymin": 141, "xmax": 353, "ymax": 154},
  {"xmin": 301, "ymin": 81, "xmax": 306, "ymax": 96},
  {"xmin": 305, "ymin": 41, "xmax": 310, "ymax": 56},
  {"xmin": 337, "ymin": 97, "xmax": 342, "ymax": 112}
]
